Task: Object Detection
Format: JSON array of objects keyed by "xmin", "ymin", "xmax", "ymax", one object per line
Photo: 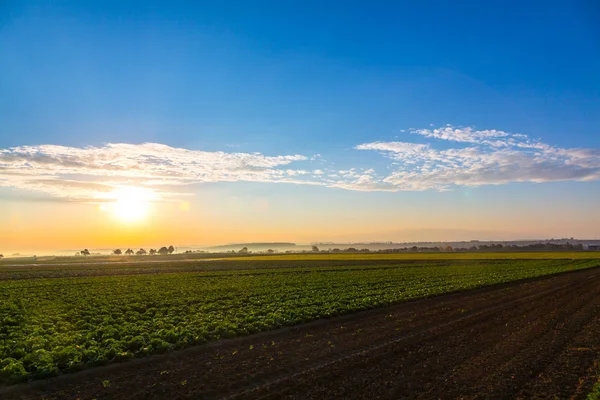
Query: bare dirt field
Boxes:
[{"xmin": 3, "ymin": 266, "xmax": 600, "ymax": 400}]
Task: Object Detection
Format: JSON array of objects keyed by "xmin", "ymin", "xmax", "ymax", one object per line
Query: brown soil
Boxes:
[{"xmin": 3, "ymin": 267, "xmax": 600, "ymax": 400}]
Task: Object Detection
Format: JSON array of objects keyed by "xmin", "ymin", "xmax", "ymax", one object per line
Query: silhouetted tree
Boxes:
[
  {"xmin": 267, "ymin": 249, "xmax": 275, "ymax": 253},
  {"xmin": 113, "ymin": 249, "xmax": 122, "ymax": 255},
  {"xmin": 238, "ymin": 247, "xmax": 248, "ymax": 254},
  {"xmin": 0, "ymin": 254, "xmax": 3, "ymax": 259},
  {"xmin": 312, "ymin": 245, "xmax": 319, "ymax": 252},
  {"xmin": 158, "ymin": 246, "xmax": 169, "ymax": 255},
  {"xmin": 81, "ymin": 249, "xmax": 90, "ymax": 256},
  {"xmin": 125, "ymin": 248, "xmax": 134, "ymax": 255},
  {"xmin": 136, "ymin": 248, "xmax": 147, "ymax": 256},
  {"xmin": 168, "ymin": 245, "xmax": 175, "ymax": 254},
  {"xmin": 149, "ymin": 249, "xmax": 157, "ymax": 255}
]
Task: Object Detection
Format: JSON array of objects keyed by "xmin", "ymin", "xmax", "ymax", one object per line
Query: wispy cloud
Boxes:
[
  {"xmin": 1, "ymin": 126, "xmax": 599, "ymax": 200},
  {"xmin": 355, "ymin": 125, "xmax": 600, "ymax": 191},
  {"xmin": 0, "ymin": 143, "xmax": 317, "ymax": 201}
]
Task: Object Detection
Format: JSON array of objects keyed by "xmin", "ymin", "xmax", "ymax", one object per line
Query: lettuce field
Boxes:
[{"xmin": 1, "ymin": 256, "xmax": 599, "ymax": 383}]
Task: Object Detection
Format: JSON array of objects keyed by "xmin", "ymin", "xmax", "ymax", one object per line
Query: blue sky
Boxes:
[{"xmin": 1, "ymin": 0, "xmax": 599, "ymax": 248}]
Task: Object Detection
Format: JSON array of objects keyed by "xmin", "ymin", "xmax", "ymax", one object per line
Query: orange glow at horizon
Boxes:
[{"xmin": 2, "ymin": 184, "xmax": 600, "ymax": 255}]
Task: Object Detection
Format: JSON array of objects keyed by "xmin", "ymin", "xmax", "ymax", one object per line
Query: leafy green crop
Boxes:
[{"xmin": 0, "ymin": 258, "xmax": 597, "ymax": 383}]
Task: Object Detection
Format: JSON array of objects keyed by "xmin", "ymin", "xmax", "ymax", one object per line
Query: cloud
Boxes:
[
  {"xmin": 355, "ymin": 142, "xmax": 430, "ymax": 154},
  {"xmin": 1, "ymin": 126, "xmax": 599, "ymax": 200},
  {"xmin": 0, "ymin": 143, "xmax": 317, "ymax": 201},
  {"xmin": 355, "ymin": 125, "xmax": 600, "ymax": 191},
  {"xmin": 411, "ymin": 125, "xmax": 511, "ymax": 146}
]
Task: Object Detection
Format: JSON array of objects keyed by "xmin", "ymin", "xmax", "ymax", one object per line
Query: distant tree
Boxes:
[
  {"xmin": 168, "ymin": 245, "xmax": 175, "ymax": 254},
  {"xmin": 312, "ymin": 245, "xmax": 319, "ymax": 252},
  {"xmin": 0, "ymin": 254, "xmax": 3, "ymax": 259},
  {"xmin": 81, "ymin": 249, "xmax": 90, "ymax": 256},
  {"xmin": 74, "ymin": 252, "xmax": 80, "ymax": 256},
  {"xmin": 149, "ymin": 249, "xmax": 157, "ymax": 255},
  {"xmin": 238, "ymin": 246, "xmax": 249, "ymax": 254},
  {"xmin": 125, "ymin": 248, "xmax": 134, "ymax": 255},
  {"xmin": 113, "ymin": 249, "xmax": 122, "ymax": 255},
  {"xmin": 267, "ymin": 249, "xmax": 275, "ymax": 254},
  {"xmin": 136, "ymin": 248, "xmax": 147, "ymax": 256},
  {"xmin": 158, "ymin": 246, "xmax": 169, "ymax": 255}
]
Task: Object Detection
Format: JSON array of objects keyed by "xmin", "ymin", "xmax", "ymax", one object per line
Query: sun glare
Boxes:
[{"xmin": 106, "ymin": 187, "xmax": 155, "ymax": 223}]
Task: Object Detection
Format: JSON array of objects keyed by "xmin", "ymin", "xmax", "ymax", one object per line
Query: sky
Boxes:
[{"xmin": 1, "ymin": 0, "xmax": 600, "ymax": 254}]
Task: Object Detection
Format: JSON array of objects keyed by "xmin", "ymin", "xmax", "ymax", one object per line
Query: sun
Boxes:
[{"xmin": 107, "ymin": 187, "xmax": 155, "ymax": 223}]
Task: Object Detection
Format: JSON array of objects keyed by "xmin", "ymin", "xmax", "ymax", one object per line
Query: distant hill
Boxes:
[{"xmin": 204, "ymin": 242, "xmax": 297, "ymax": 252}]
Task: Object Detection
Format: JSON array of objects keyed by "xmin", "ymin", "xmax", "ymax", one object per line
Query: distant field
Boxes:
[
  {"xmin": 3, "ymin": 252, "xmax": 600, "ymax": 280},
  {"xmin": 226, "ymin": 251, "xmax": 600, "ymax": 261},
  {"xmin": 4, "ymin": 251, "xmax": 600, "ymax": 266},
  {"xmin": 0, "ymin": 253, "xmax": 224, "ymax": 265},
  {"xmin": 1, "ymin": 255, "xmax": 599, "ymax": 384}
]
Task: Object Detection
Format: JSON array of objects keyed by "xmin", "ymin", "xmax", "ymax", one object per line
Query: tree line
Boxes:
[
  {"xmin": 369, "ymin": 242, "xmax": 587, "ymax": 253},
  {"xmin": 77, "ymin": 246, "xmax": 175, "ymax": 256},
  {"xmin": 113, "ymin": 245, "xmax": 175, "ymax": 256}
]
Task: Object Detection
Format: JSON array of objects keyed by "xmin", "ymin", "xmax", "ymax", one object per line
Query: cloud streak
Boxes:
[
  {"xmin": 354, "ymin": 125, "xmax": 600, "ymax": 191},
  {"xmin": 0, "ymin": 143, "xmax": 317, "ymax": 201},
  {"xmin": 1, "ymin": 126, "xmax": 599, "ymax": 200}
]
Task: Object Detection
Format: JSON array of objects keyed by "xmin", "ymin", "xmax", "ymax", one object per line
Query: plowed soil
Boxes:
[{"xmin": 3, "ymin": 267, "xmax": 600, "ymax": 400}]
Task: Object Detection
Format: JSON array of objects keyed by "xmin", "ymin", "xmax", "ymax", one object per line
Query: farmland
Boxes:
[
  {"xmin": 1, "ymin": 254, "xmax": 600, "ymax": 387},
  {"xmin": 225, "ymin": 251, "xmax": 600, "ymax": 261}
]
